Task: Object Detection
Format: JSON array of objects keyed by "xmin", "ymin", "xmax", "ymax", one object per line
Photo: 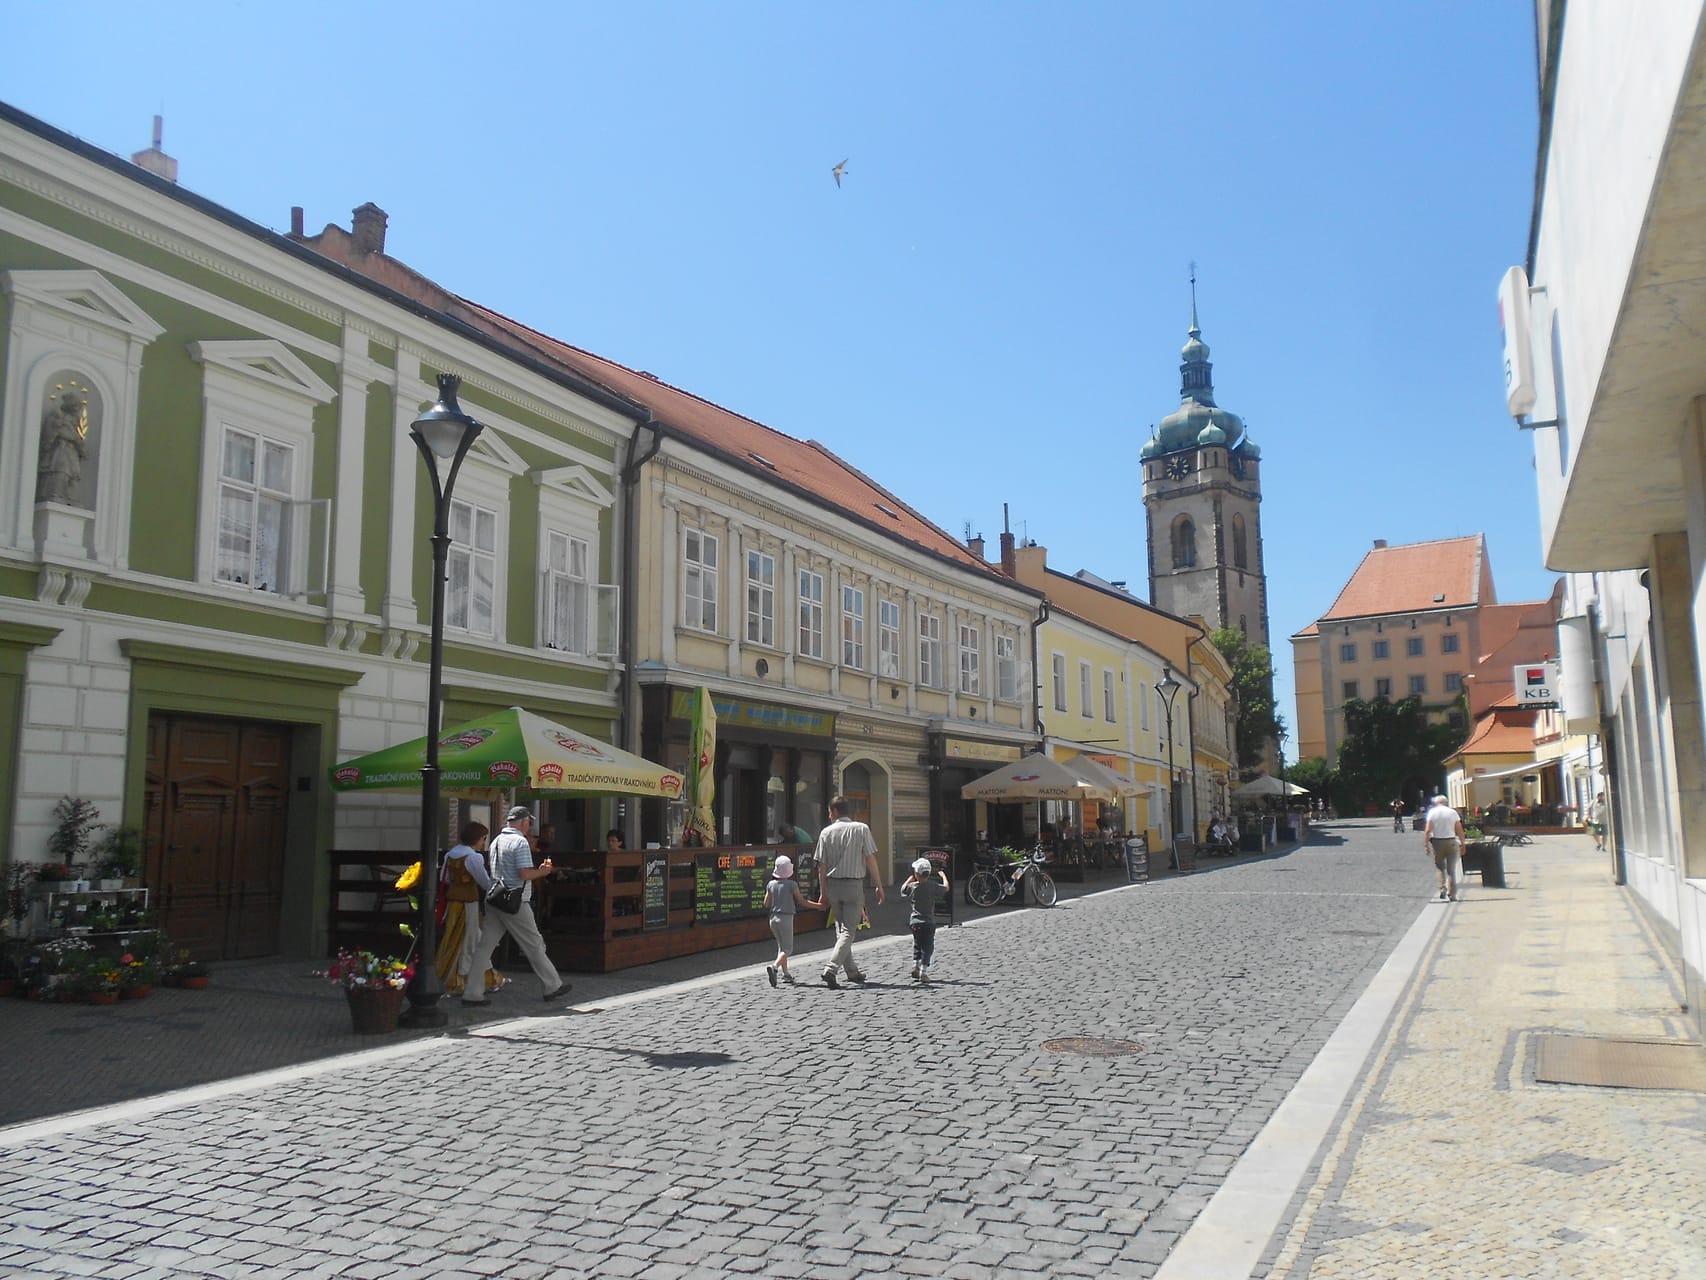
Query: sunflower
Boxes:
[{"xmin": 394, "ymin": 861, "xmax": 423, "ymax": 891}]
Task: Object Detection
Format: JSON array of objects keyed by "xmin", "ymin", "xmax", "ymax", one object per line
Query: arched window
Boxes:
[
  {"xmin": 1171, "ymin": 516, "xmax": 1197, "ymax": 568},
  {"xmin": 1232, "ymin": 513, "xmax": 1248, "ymax": 569}
]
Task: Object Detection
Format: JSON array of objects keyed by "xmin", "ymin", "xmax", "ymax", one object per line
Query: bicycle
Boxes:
[{"xmin": 967, "ymin": 847, "xmax": 1058, "ymax": 908}]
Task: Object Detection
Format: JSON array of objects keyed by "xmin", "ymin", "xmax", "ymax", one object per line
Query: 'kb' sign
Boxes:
[{"xmin": 1515, "ymin": 662, "xmax": 1560, "ymax": 708}]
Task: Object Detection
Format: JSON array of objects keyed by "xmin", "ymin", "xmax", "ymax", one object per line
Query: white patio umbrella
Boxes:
[
  {"xmin": 960, "ymin": 752, "xmax": 1116, "ymax": 802},
  {"xmin": 1231, "ymin": 772, "xmax": 1310, "ymax": 799}
]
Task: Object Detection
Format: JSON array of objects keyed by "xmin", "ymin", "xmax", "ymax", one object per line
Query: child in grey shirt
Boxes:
[
  {"xmin": 764, "ymin": 855, "xmax": 820, "ymax": 987},
  {"xmin": 900, "ymin": 857, "xmax": 949, "ymax": 982}
]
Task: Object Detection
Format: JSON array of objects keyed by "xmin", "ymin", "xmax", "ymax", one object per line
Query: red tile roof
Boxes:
[
  {"xmin": 1456, "ymin": 707, "xmax": 1538, "ymax": 755},
  {"xmin": 1319, "ymin": 536, "xmax": 1489, "ymax": 621}
]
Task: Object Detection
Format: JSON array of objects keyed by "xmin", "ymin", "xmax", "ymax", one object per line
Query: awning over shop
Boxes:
[{"xmin": 1463, "ymin": 760, "xmax": 1545, "ymax": 784}]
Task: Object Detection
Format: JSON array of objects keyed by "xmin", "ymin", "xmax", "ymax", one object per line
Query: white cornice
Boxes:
[
  {"xmin": 531, "ymin": 464, "xmax": 614, "ymax": 508},
  {"xmin": 188, "ymin": 339, "xmax": 337, "ymax": 404},
  {"xmin": 1, "ymin": 268, "xmax": 165, "ymax": 342}
]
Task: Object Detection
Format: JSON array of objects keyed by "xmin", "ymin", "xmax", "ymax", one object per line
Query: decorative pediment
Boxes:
[
  {"xmin": 531, "ymin": 464, "xmax": 614, "ymax": 508},
  {"xmin": 1, "ymin": 269, "xmax": 164, "ymax": 342},
  {"xmin": 187, "ymin": 339, "xmax": 335, "ymax": 404}
]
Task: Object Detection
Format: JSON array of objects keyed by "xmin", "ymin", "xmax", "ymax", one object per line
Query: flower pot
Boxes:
[
  {"xmin": 181, "ymin": 975, "xmax": 209, "ymax": 990},
  {"xmin": 345, "ymin": 985, "xmax": 404, "ymax": 1035},
  {"xmin": 87, "ymin": 991, "xmax": 118, "ymax": 1005},
  {"xmin": 120, "ymin": 984, "xmax": 151, "ymax": 1000}
]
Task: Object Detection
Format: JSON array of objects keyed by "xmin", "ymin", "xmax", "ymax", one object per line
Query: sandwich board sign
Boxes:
[{"xmin": 1515, "ymin": 662, "xmax": 1560, "ymax": 709}]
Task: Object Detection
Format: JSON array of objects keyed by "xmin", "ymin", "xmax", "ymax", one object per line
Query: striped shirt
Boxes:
[
  {"xmin": 488, "ymin": 826, "xmax": 536, "ymax": 901},
  {"xmin": 813, "ymin": 817, "xmax": 877, "ymax": 879}
]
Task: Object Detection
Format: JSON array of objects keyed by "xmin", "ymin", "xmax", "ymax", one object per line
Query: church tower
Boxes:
[{"xmin": 1141, "ymin": 285, "xmax": 1270, "ymax": 654}]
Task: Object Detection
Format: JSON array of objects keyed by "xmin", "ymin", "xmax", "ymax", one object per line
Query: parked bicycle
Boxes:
[{"xmin": 967, "ymin": 846, "xmax": 1058, "ymax": 908}]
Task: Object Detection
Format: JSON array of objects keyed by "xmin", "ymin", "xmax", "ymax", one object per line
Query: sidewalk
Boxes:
[{"xmin": 1164, "ymin": 832, "xmax": 1706, "ymax": 1279}]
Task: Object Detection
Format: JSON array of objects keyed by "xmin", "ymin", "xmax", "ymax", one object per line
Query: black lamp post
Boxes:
[
  {"xmin": 401, "ymin": 373, "xmax": 483, "ymax": 1028},
  {"xmin": 1155, "ymin": 666, "xmax": 1183, "ymax": 852}
]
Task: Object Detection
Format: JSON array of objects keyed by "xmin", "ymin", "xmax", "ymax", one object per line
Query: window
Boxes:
[
  {"xmin": 216, "ymin": 427, "xmax": 294, "ymax": 593},
  {"xmin": 1103, "ymin": 669, "xmax": 1116, "ymax": 722},
  {"xmin": 996, "ymin": 634, "xmax": 1017, "ymax": 702},
  {"xmin": 447, "ymin": 498, "xmax": 496, "ymax": 636},
  {"xmin": 918, "ymin": 612, "xmax": 942, "ymax": 687},
  {"xmin": 1079, "ymin": 661, "xmax": 1093, "ymax": 718},
  {"xmin": 1409, "ymin": 674, "xmax": 1427, "ymax": 695},
  {"xmin": 841, "ymin": 584, "xmax": 865, "ymax": 669},
  {"xmin": 1372, "ymin": 640, "xmax": 1390, "ymax": 660},
  {"xmin": 1342, "ymin": 681, "xmax": 1359, "ymax": 700},
  {"xmin": 1406, "ymin": 636, "xmax": 1424, "ymax": 657},
  {"xmin": 1052, "ymin": 653, "xmax": 1067, "ymax": 712},
  {"xmin": 1448, "ymin": 710, "xmax": 1466, "ymax": 731},
  {"xmin": 878, "ymin": 599, "xmax": 901, "ymax": 677},
  {"xmin": 1232, "ymin": 513, "xmax": 1247, "ymax": 569},
  {"xmin": 544, "ymin": 531, "xmax": 589, "ymax": 652},
  {"xmin": 1444, "ymin": 672, "xmax": 1463, "ymax": 692},
  {"xmin": 1171, "ymin": 516, "xmax": 1197, "ymax": 568},
  {"xmin": 746, "ymin": 550, "xmax": 775, "ymax": 646},
  {"xmin": 958, "ymin": 624, "xmax": 981, "ymax": 695},
  {"xmin": 682, "ymin": 529, "xmax": 719, "ymax": 632},
  {"xmin": 1375, "ymin": 677, "xmax": 1392, "ymax": 697},
  {"xmin": 1339, "ymin": 643, "xmax": 1357, "ymax": 663},
  {"xmin": 1441, "ymin": 633, "xmax": 1460, "ymax": 654},
  {"xmin": 798, "ymin": 568, "xmax": 824, "ymax": 659}
]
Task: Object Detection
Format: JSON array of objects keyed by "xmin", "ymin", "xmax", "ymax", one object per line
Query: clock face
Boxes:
[{"xmin": 1165, "ymin": 456, "xmax": 1193, "ymax": 480}]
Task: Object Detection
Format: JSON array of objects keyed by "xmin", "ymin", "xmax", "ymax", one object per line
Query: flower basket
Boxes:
[
  {"xmin": 120, "ymin": 983, "xmax": 151, "ymax": 1000},
  {"xmin": 346, "ymin": 985, "xmax": 404, "ymax": 1034},
  {"xmin": 87, "ymin": 990, "xmax": 118, "ymax": 1006},
  {"xmin": 181, "ymin": 975, "xmax": 209, "ymax": 990}
]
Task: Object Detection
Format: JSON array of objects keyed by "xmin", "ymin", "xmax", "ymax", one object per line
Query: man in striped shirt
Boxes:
[{"xmin": 813, "ymin": 795, "xmax": 886, "ymax": 988}]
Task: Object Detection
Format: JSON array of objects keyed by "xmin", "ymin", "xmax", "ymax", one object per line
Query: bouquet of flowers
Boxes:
[{"xmin": 324, "ymin": 948, "xmax": 413, "ymax": 992}]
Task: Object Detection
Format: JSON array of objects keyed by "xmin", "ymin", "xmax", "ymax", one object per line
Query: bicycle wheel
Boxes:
[
  {"xmin": 967, "ymin": 870, "xmax": 1003, "ymax": 908},
  {"xmin": 1027, "ymin": 869, "xmax": 1058, "ymax": 907}
]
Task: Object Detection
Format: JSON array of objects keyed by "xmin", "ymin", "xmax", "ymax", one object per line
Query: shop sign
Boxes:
[
  {"xmin": 670, "ymin": 689, "xmax": 835, "ymax": 737},
  {"xmin": 941, "ymin": 737, "xmax": 1022, "ymax": 763}
]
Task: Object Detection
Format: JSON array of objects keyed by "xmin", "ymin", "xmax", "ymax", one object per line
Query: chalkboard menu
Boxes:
[
  {"xmin": 1123, "ymin": 836, "xmax": 1149, "ymax": 883},
  {"xmin": 642, "ymin": 856, "xmax": 669, "ymax": 930},
  {"xmin": 694, "ymin": 848, "xmax": 816, "ymax": 922}
]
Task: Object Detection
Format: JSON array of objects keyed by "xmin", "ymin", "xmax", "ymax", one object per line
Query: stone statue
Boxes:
[{"xmin": 36, "ymin": 391, "xmax": 89, "ymax": 506}]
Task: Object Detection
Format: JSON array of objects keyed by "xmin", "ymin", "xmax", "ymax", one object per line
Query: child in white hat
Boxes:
[
  {"xmin": 900, "ymin": 856, "xmax": 950, "ymax": 982},
  {"xmin": 763, "ymin": 854, "xmax": 821, "ymax": 987}
]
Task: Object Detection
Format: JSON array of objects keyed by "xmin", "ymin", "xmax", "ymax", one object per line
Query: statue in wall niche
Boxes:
[{"xmin": 36, "ymin": 387, "xmax": 91, "ymax": 506}]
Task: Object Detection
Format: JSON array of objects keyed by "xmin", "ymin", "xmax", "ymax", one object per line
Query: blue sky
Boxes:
[{"xmin": 3, "ymin": 1, "xmax": 1546, "ymax": 760}]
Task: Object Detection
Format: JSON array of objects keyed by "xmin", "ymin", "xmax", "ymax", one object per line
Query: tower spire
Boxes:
[{"xmin": 1189, "ymin": 261, "xmax": 1200, "ymax": 336}]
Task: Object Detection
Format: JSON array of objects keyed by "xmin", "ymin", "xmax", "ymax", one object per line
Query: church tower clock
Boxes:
[{"xmin": 1141, "ymin": 288, "xmax": 1270, "ymax": 657}]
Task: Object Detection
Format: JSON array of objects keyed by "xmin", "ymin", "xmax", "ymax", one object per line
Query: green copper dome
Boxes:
[
  {"xmin": 1139, "ymin": 430, "xmax": 1162, "ymax": 461},
  {"xmin": 1151, "ymin": 298, "xmax": 1258, "ymax": 460},
  {"xmin": 1196, "ymin": 422, "xmax": 1228, "ymax": 446}
]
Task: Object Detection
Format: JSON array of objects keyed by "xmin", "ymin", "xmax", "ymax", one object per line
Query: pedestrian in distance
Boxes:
[
  {"xmin": 763, "ymin": 854, "xmax": 821, "ymax": 987},
  {"xmin": 1391, "ymin": 797, "xmax": 1406, "ymax": 833},
  {"xmin": 1422, "ymin": 793, "xmax": 1465, "ymax": 902},
  {"xmin": 605, "ymin": 827, "xmax": 625, "ymax": 853},
  {"xmin": 460, "ymin": 805, "xmax": 573, "ymax": 1004},
  {"xmin": 1587, "ymin": 791, "xmax": 1608, "ymax": 852},
  {"xmin": 812, "ymin": 795, "xmax": 886, "ymax": 988},
  {"xmin": 900, "ymin": 857, "xmax": 949, "ymax": 982}
]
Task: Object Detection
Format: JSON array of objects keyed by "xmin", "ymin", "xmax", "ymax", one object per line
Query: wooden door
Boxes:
[{"xmin": 144, "ymin": 713, "xmax": 291, "ymax": 959}]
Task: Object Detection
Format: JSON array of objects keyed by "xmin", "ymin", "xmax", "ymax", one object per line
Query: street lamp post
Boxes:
[
  {"xmin": 401, "ymin": 373, "xmax": 483, "ymax": 1028},
  {"xmin": 1155, "ymin": 666, "xmax": 1183, "ymax": 860}
]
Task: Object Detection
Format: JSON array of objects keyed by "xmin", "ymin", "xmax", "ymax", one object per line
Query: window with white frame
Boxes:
[
  {"xmin": 447, "ymin": 498, "xmax": 497, "ymax": 636},
  {"xmin": 918, "ymin": 611, "xmax": 942, "ymax": 687},
  {"xmin": 842, "ymin": 584, "xmax": 865, "ymax": 669},
  {"xmin": 1079, "ymin": 661, "xmax": 1093, "ymax": 718},
  {"xmin": 878, "ymin": 598, "xmax": 901, "ymax": 677},
  {"xmin": 544, "ymin": 531, "xmax": 589, "ymax": 652},
  {"xmin": 996, "ymin": 634, "xmax": 1017, "ymax": 702},
  {"xmin": 215, "ymin": 426, "xmax": 295, "ymax": 593},
  {"xmin": 798, "ymin": 568, "xmax": 824, "ymax": 659},
  {"xmin": 1406, "ymin": 636, "xmax": 1424, "ymax": 657},
  {"xmin": 1052, "ymin": 653, "xmax": 1067, "ymax": 711},
  {"xmin": 1409, "ymin": 674, "xmax": 1427, "ymax": 695},
  {"xmin": 682, "ymin": 528, "xmax": 719, "ymax": 632},
  {"xmin": 1103, "ymin": 669, "xmax": 1116, "ymax": 722},
  {"xmin": 746, "ymin": 550, "xmax": 775, "ymax": 646},
  {"xmin": 1444, "ymin": 672, "xmax": 1463, "ymax": 692},
  {"xmin": 958, "ymin": 623, "xmax": 981, "ymax": 695}
]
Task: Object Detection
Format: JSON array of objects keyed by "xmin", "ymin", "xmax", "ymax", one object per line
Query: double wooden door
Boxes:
[{"xmin": 143, "ymin": 714, "xmax": 291, "ymax": 960}]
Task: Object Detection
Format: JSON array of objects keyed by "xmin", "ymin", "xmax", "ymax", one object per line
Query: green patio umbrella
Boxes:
[{"xmin": 328, "ymin": 706, "xmax": 686, "ymax": 799}]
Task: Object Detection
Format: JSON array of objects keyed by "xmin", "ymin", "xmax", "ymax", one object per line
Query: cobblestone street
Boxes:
[{"xmin": 1, "ymin": 827, "xmax": 1429, "ymax": 1278}]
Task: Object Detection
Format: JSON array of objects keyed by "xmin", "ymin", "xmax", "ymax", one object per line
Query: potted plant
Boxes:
[
  {"xmin": 92, "ymin": 825, "xmax": 145, "ymax": 890},
  {"xmin": 36, "ymin": 938, "xmax": 93, "ymax": 1002},
  {"xmin": 118, "ymin": 949, "xmax": 157, "ymax": 998},
  {"xmin": 46, "ymin": 796, "xmax": 102, "ymax": 880},
  {"xmin": 168, "ymin": 948, "xmax": 210, "ymax": 989},
  {"xmin": 323, "ymin": 948, "xmax": 413, "ymax": 1034},
  {"xmin": 4, "ymin": 862, "xmax": 38, "ymax": 940},
  {"xmin": 36, "ymin": 862, "xmax": 80, "ymax": 894},
  {"xmin": 86, "ymin": 962, "xmax": 122, "ymax": 1005}
]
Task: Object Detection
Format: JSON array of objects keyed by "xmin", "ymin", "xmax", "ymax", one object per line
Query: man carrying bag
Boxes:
[{"xmin": 459, "ymin": 806, "xmax": 573, "ymax": 1005}]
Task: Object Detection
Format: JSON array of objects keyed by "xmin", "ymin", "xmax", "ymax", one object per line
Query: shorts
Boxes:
[{"xmin": 769, "ymin": 913, "xmax": 795, "ymax": 954}]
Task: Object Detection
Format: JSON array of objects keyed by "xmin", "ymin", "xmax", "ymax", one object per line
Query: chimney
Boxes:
[
  {"xmin": 1000, "ymin": 503, "xmax": 1016, "ymax": 576},
  {"xmin": 351, "ymin": 202, "xmax": 388, "ymax": 255},
  {"xmin": 130, "ymin": 114, "xmax": 178, "ymax": 184},
  {"xmin": 1373, "ymin": 538, "xmax": 1388, "ymax": 549},
  {"xmin": 290, "ymin": 206, "xmax": 304, "ymax": 237},
  {"xmin": 967, "ymin": 534, "xmax": 985, "ymax": 561}
]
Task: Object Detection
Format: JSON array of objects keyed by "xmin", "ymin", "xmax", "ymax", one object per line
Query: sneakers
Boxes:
[
  {"xmin": 909, "ymin": 964, "xmax": 919, "ymax": 980},
  {"xmin": 822, "ymin": 968, "xmax": 839, "ymax": 990},
  {"xmin": 1438, "ymin": 889, "xmax": 1448, "ymax": 901},
  {"xmin": 845, "ymin": 970, "xmax": 867, "ymax": 984},
  {"xmin": 766, "ymin": 965, "xmax": 778, "ymax": 988},
  {"xmin": 542, "ymin": 981, "xmax": 573, "ymax": 1002},
  {"xmin": 780, "ymin": 971, "xmax": 796, "ymax": 985},
  {"xmin": 918, "ymin": 969, "xmax": 931, "ymax": 984}
]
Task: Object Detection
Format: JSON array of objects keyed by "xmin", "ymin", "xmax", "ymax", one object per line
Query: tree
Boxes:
[
  {"xmin": 1209, "ymin": 628, "xmax": 1282, "ymax": 771},
  {"xmin": 1334, "ymin": 696, "xmax": 1461, "ymax": 810}
]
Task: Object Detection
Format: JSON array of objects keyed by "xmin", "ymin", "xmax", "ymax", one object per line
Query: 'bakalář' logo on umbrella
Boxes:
[
  {"xmin": 551, "ymin": 733, "xmax": 607, "ymax": 757},
  {"xmin": 440, "ymin": 727, "xmax": 494, "ymax": 752},
  {"xmin": 333, "ymin": 766, "xmax": 362, "ymax": 785},
  {"xmin": 488, "ymin": 761, "xmax": 521, "ymax": 783},
  {"xmin": 1012, "ymin": 773, "xmax": 1040, "ymax": 782},
  {"xmin": 660, "ymin": 773, "xmax": 684, "ymax": 796},
  {"xmin": 536, "ymin": 762, "xmax": 565, "ymax": 785}
]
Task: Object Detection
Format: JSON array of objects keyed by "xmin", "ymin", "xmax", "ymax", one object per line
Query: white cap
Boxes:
[
  {"xmin": 773, "ymin": 855, "xmax": 794, "ymax": 879},
  {"xmin": 912, "ymin": 857, "xmax": 933, "ymax": 875}
]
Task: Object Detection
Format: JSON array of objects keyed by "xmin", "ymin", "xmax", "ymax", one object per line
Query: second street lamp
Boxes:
[
  {"xmin": 402, "ymin": 372, "xmax": 483, "ymax": 1028},
  {"xmin": 1155, "ymin": 666, "xmax": 1183, "ymax": 865}
]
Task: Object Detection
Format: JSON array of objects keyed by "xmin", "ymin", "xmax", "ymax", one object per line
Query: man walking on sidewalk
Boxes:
[
  {"xmin": 461, "ymin": 806, "xmax": 573, "ymax": 1004},
  {"xmin": 813, "ymin": 795, "xmax": 886, "ymax": 988},
  {"xmin": 1422, "ymin": 793, "xmax": 1465, "ymax": 902}
]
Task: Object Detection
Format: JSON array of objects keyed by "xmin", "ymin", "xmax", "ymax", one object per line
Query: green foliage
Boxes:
[
  {"xmin": 1334, "ymin": 695, "xmax": 1462, "ymax": 810},
  {"xmin": 93, "ymin": 826, "xmax": 145, "ymax": 878},
  {"xmin": 1209, "ymin": 629, "xmax": 1284, "ymax": 769},
  {"xmin": 46, "ymin": 797, "xmax": 102, "ymax": 864}
]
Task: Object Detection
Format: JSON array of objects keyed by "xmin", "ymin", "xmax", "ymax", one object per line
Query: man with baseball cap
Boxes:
[
  {"xmin": 460, "ymin": 805, "xmax": 573, "ymax": 1004},
  {"xmin": 1422, "ymin": 793, "xmax": 1466, "ymax": 903}
]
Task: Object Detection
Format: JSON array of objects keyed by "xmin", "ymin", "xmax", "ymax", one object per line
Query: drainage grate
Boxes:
[
  {"xmin": 1041, "ymin": 1037, "xmax": 1146, "ymax": 1057},
  {"xmin": 1534, "ymin": 1034, "xmax": 1706, "ymax": 1092}
]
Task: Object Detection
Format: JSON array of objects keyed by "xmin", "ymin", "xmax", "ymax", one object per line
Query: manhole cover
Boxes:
[{"xmin": 1040, "ymin": 1037, "xmax": 1146, "ymax": 1057}]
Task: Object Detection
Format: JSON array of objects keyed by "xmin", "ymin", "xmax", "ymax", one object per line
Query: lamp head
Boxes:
[{"xmin": 412, "ymin": 373, "xmax": 481, "ymax": 459}]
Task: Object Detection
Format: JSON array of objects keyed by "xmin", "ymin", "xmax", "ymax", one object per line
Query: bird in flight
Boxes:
[{"xmin": 832, "ymin": 158, "xmax": 848, "ymax": 187}]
